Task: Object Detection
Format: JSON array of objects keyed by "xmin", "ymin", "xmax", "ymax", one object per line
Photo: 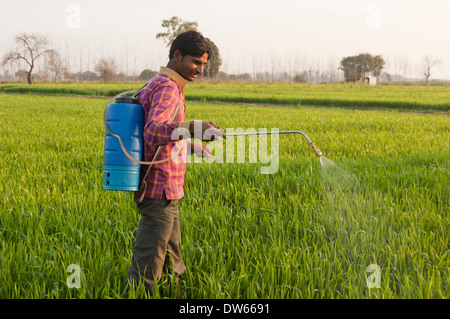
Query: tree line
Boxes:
[{"xmin": 1, "ymin": 17, "xmax": 443, "ymax": 85}]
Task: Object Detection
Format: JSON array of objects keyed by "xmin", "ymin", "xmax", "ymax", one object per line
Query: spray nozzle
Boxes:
[{"xmin": 310, "ymin": 142, "xmax": 323, "ymax": 158}]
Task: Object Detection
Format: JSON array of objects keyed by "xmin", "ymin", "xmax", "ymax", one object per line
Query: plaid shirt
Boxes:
[{"xmin": 135, "ymin": 67, "xmax": 190, "ymax": 200}]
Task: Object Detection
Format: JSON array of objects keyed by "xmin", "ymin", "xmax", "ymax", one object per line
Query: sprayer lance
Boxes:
[{"xmin": 224, "ymin": 130, "xmax": 323, "ymax": 158}]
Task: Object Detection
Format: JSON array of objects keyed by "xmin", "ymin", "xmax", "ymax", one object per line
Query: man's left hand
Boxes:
[{"xmin": 192, "ymin": 141, "xmax": 212, "ymax": 158}]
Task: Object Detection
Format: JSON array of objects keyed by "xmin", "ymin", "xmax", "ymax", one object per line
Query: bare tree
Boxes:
[
  {"xmin": 16, "ymin": 69, "xmax": 28, "ymax": 81},
  {"xmin": 315, "ymin": 57, "xmax": 322, "ymax": 83},
  {"xmin": 95, "ymin": 57, "xmax": 117, "ymax": 82},
  {"xmin": 4, "ymin": 69, "xmax": 13, "ymax": 81},
  {"xmin": 79, "ymin": 42, "xmax": 83, "ymax": 82},
  {"xmin": 306, "ymin": 56, "xmax": 314, "ymax": 84},
  {"xmin": 46, "ymin": 51, "xmax": 66, "ymax": 82},
  {"xmin": 422, "ymin": 55, "xmax": 442, "ymax": 85},
  {"xmin": 327, "ymin": 54, "xmax": 338, "ymax": 83},
  {"xmin": 1, "ymin": 33, "xmax": 55, "ymax": 84}
]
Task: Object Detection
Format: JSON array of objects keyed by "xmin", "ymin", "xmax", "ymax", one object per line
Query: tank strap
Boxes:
[{"xmin": 132, "ymin": 83, "xmax": 149, "ymax": 99}]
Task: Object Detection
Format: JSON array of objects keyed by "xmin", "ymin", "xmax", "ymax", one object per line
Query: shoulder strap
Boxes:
[{"xmin": 132, "ymin": 83, "xmax": 148, "ymax": 99}]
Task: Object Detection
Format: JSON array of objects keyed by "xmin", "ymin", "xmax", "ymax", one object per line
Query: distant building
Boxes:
[{"xmin": 365, "ymin": 74, "xmax": 377, "ymax": 86}]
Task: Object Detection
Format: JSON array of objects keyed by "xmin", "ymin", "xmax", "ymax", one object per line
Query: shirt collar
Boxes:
[{"xmin": 160, "ymin": 66, "xmax": 187, "ymax": 89}]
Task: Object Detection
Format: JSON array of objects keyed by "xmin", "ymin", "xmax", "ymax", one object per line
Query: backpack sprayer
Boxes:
[{"xmin": 103, "ymin": 88, "xmax": 323, "ymax": 191}]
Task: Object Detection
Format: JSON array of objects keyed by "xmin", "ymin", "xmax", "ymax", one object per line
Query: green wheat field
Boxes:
[{"xmin": 0, "ymin": 82, "xmax": 449, "ymax": 299}]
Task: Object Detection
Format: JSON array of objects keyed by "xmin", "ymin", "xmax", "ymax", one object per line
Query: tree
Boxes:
[
  {"xmin": 215, "ymin": 71, "xmax": 229, "ymax": 82},
  {"xmin": 156, "ymin": 16, "xmax": 222, "ymax": 78},
  {"xmin": 295, "ymin": 72, "xmax": 308, "ymax": 83},
  {"xmin": 327, "ymin": 54, "xmax": 339, "ymax": 82},
  {"xmin": 339, "ymin": 56, "xmax": 360, "ymax": 82},
  {"xmin": 2, "ymin": 70, "xmax": 13, "ymax": 81},
  {"xmin": 339, "ymin": 53, "xmax": 385, "ymax": 82},
  {"xmin": 95, "ymin": 57, "xmax": 117, "ymax": 82},
  {"xmin": 46, "ymin": 51, "xmax": 66, "ymax": 82},
  {"xmin": 156, "ymin": 16, "xmax": 199, "ymax": 47},
  {"xmin": 115, "ymin": 72, "xmax": 126, "ymax": 82},
  {"xmin": 80, "ymin": 71, "xmax": 98, "ymax": 81},
  {"xmin": 293, "ymin": 73, "xmax": 308, "ymax": 83},
  {"xmin": 421, "ymin": 56, "xmax": 442, "ymax": 85},
  {"xmin": 15, "ymin": 69, "xmax": 28, "ymax": 81},
  {"xmin": 139, "ymin": 69, "xmax": 158, "ymax": 81},
  {"xmin": 1, "ymin": 33, "xmax": 55, "ymax": 84},
  {"xmin": 202, "ymin": 38, "xmax": 222, "ymax": 78},
  {"xmin": 370, "ymin": 55, "xmax": 385, "ymax": 78},
  {"xmin": 356, "ymin": 53, "xmax": 374, "ymax": 80},
  {"xmin": 229, "ymin": 73, "xmax": 252, "ymax": 82}
]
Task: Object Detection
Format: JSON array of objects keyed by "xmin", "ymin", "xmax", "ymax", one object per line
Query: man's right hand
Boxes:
[{"xmin": 189, "ymin": 120, "xmax": 227, "ymax": 141}]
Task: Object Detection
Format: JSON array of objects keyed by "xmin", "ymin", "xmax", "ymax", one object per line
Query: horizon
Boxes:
[{"xmin": 1, "ymin": 0, "xmax": 449, "ymax": 80}]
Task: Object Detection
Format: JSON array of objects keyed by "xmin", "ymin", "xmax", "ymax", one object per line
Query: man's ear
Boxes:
[{"xmin": 173, "ymin": 49, "xmax": 183, "ymax": 63}]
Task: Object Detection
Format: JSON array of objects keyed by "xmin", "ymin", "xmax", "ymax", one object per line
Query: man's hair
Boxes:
[{"xmin": 169, "ymin": 30, "xmax": 212, "ymax": 60}]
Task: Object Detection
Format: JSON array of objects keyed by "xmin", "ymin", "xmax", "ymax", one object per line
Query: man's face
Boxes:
[{"xmin": 174, "ymin": 50, "xmax": 209, "ymax": 81}]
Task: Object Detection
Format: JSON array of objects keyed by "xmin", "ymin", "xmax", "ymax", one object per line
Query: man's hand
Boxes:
[
  {"xmin": 191, "ymin": 141, "xmax": 212, "ymax": 158},
  {"xmin": 189, "ymin": 120, "xmax": 227, "ymax": 141}
]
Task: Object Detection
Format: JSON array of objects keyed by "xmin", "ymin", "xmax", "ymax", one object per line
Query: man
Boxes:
[{"xmin": 125, "ymin": 30, "xmax": 225, "ymax": 296}]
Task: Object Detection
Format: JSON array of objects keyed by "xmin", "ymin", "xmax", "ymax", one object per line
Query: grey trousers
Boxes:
[{"xmin": 126, "ymin": 192, "xmax": 186, "ymax": 294}]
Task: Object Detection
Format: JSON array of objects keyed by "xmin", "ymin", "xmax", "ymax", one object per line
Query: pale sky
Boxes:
[{"xmin": 1, "ymin": 0, "xmax": 449, "ymax": 79}]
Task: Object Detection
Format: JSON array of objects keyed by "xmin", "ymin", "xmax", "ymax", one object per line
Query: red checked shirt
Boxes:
[{"xmin": 135, "ymin": 67, "xmax": 188, "ymax": 200}]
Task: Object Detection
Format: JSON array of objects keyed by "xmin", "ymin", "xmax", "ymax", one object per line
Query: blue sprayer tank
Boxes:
[{"xmin": 103, "ymin": 95, "xmax": 144, "ymax": 191}]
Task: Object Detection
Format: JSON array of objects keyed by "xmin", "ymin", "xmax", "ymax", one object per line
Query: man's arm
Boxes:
[
  {"xmin": 143, "ymin": 81, "xmax": 227, "ymax": 146},
  {"xmin": 143, "ymin": 81, "xmax": 184, "ymax": 146}
]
